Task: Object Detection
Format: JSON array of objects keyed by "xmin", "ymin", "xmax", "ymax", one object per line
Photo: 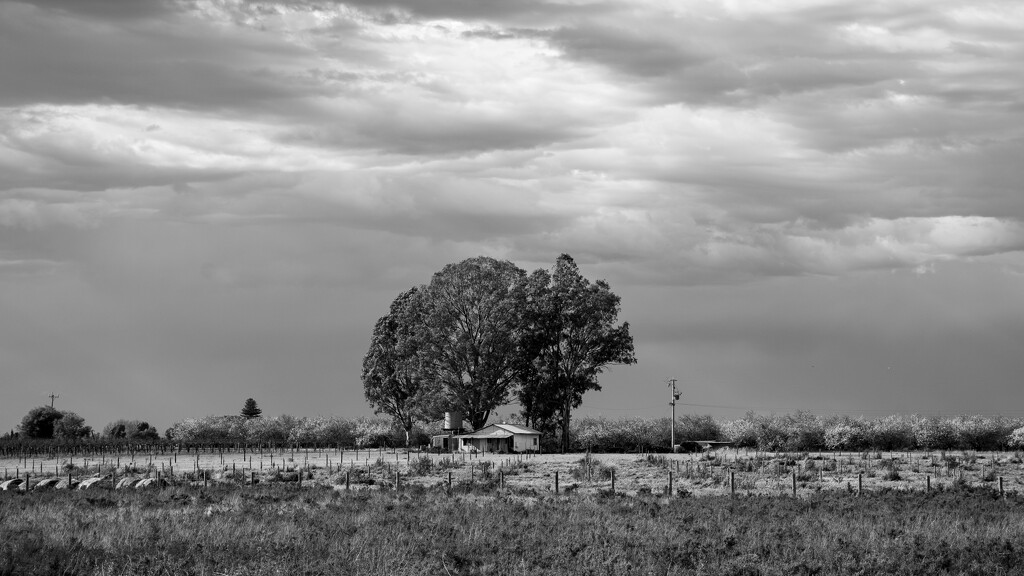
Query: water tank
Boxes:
[{"xmin": 443, "ymin": 411, "xmax": 462, "ymax": 431}]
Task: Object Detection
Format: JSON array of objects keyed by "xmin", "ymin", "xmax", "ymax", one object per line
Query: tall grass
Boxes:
[{"xmin": 2, "ymin": 486, "xmax": 1023, "ymax": 575}]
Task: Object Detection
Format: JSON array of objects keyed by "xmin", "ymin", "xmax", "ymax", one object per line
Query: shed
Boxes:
[{"xmin": 453, "ymin": 424, "xmax": 541, "ymax": 454}]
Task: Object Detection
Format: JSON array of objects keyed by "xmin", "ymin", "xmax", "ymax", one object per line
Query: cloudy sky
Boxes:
[{"xmin": 3, "ymin": 0, "xmax": 1024, "ymax": 433}]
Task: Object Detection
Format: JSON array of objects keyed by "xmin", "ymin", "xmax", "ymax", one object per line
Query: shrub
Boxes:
[
  {"xmin": 824, "ymin": 418, "xmax": 865, "ymax": 451},
  {"xmin": 783, "ymin": 411, "xmax": 825, "ymax": 451},
  {"xmin": 914, "ymin": 417, "xmax": 957, "ymax": 450},
  {"xmin": 52, "ymin": 411, "xmax": 92, "ymax": 440},
  {"xmin": 572, "ymin": 416, "xmax": 662, "ymax": 452},
  {"xmin": 289, "ymin": 416, "xmax": 355, "ymax": 446},
  {"xmin": 722, "ymin": 415, "xmax": 758, "ymax": 448},
  {"xmin": 1008, "ymin": 427, "xmax": 1024, "ymax": 449},
  {"xmin": 353, "ymin": 417, "xmax": 395, "ymax": 447},
  {"xmin": 863, "ymin": 415, "xmax": 915, "ymax": 450},
  {"xmin": 165, "ymin": 416, "xmax": 244, "ymax": 443},
  {"xmin": 103, "ymin": 420, "xmax": 159, "ymax": 441}
]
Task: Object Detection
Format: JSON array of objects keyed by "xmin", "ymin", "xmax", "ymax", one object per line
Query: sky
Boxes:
[{"xmin": 2, "ymin": 0, "xmax": 1024, "ymax": 434}]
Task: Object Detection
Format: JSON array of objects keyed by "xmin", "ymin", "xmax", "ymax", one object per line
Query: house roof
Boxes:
[
  {"xmin": 455, "ymin": 431, "xmax": 513, "ymax": 439},
  {"xmin": 452, "ymin": 423, "xmax": 541, "ymax": 438},
  {"xmin": 491, "ymin": 423, "xmax": 541, "ymax": 435}
]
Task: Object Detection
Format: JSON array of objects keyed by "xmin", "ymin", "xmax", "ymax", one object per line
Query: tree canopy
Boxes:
[
  {"xmin": 53, "ymin": 411, "xmax": 92, "ymax": 440},
  {"xmin": 241, "ymin": 398, "xmax": 262, "ymax": 419},
  {"xmin": 19, "ymin": 406, "xmax": 63, "ymax": 439},
  {"xmin": 362, "ymin": 287, "xmax": 435, "ymax": 445},
  {"xmin": 518, "ymin": 254, "xmax": 636, "ymax": 451},
  {"xmin": 361, "ymin": 254, "xmax": 635, "ymax": 447},
  {"xmin": 418, "ymin": 257, "xmax": 528, "ymax": 430},
  {"xmin": 20, "ymin": 406, "xmax": 93, "ymax": 439}
]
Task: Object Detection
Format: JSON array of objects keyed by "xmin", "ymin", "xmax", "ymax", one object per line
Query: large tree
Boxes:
[
  {"xmin": 362, "ymin": 287, "xmax": 436, "ymax": 446},
  {"xmin": 519, "ymin": 254, "xmax": 636, "ymax": 452},
  {"xmin": 419, "ymin": 257, "xmax": 528, "ymax": 430}
]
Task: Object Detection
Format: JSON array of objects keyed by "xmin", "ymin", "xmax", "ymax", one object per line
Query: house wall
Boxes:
[
  {"xmin": 513, "ymin": 435, "xmax": 539, "ymax": 452},
  {"xmin": 457, "ymin": 437, "xmax": 518, "ymax": 453}
]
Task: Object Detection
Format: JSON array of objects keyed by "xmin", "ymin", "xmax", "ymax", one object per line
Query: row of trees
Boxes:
[
  {"xmin": 719, "ymin": 412, "xmax": 1024, "ymax": 452},
  {"xmin": 164, "ymin": 414, "xmax": 416, "ymax": 446},
  {"xmin": 15, "ymin": 407, "xmax": 1024, "ymax": 452},
  {"xmin": 12, "ymin": 397, "xmax": 265, "ymax": 442},
  {"xmin": 362, "ymin": 255, "xmax": 636, "ymax": 450},
  {"xmin": 148, "ymin": 412, "xmax": 1024, "ymax": 452},
  {"xmin": 16, "ymin": 406, "xmax": 160, "ymax": 441}
]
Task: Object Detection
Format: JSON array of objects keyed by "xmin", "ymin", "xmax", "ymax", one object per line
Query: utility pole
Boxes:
[
  {"xmin": 48, "ymin": 393, "xmax": 59, "ymax": 408},
  {"xmin": 668, "ymin": 379, "xmax": 679, "ymax": 450}
]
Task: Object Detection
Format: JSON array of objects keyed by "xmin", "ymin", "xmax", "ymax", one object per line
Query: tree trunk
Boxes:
[{"xmin": 559, "ymin": 400, "xmax": 572, "ymax": 453}]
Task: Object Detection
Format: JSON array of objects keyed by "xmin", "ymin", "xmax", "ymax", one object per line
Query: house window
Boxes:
[{"xmin": 533, "ymin": 438, "xmax": 538, "ymax": 445}]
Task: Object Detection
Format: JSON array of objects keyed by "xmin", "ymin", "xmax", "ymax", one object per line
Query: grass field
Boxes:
[
  {"xmin": 3, "ymin": 482, "xmax": 1024, "ymax": 575},
  {"xmin": 3, "ymin": 447, "xmax": 1023, "ymax": 497}
]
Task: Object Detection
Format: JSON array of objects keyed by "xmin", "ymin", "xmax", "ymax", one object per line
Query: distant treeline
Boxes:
[
  {"xmin": 576, "ymin": 412, "xmax": 1024, "ymax": 453},
  {"xmin": 3, "ymin": 413, "xmax": 1024, "ymax": 453}
]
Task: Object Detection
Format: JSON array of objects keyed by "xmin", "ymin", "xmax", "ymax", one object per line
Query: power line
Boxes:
[{"xmin": 581, "ymin": 401, "xmax": 1024, "ymax": 417}]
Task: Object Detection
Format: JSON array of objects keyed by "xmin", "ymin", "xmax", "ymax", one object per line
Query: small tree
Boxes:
[
  {"xmin": 103, "ymin": 419, "xmax": 159, "ymax": 440},
  {"xmin": 241, "ymin": 398, "xmax": 262, "ymax": 419},
  {"xmin": 53, "ymin": 411, "xmax": 92, "ymax": 440},
  {"xmin": 19, "ymin": 406, "xmax": 64, "ymax": 439}
]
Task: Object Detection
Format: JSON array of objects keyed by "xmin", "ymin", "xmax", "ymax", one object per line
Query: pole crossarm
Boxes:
[{"xmin": 668, "ymin": 379, "xmax": 679, "ymax": 449}]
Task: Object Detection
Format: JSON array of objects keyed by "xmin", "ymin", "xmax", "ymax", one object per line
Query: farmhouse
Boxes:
[{"xmin": 433, "ymin": 423, "xmax": 541, "ymax": 453}]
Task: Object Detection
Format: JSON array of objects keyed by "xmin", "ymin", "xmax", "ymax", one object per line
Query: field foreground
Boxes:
[{"xmin": 2, "ymin": 484, "xmax": 1024, "ymax": 575}]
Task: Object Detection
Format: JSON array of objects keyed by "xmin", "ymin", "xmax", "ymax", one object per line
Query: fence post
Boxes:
[
  {"xmin": 395, "ymin": 470, "xmax": 400, "ymax": 491},
  {"xmin": 24, "ymin": 472, "xmax": 30, "ymax": 492},
  {"xmin": 611, "ymin": 469, "xmax": 616, "ymax": 493},
  {"xmin": 668, "ymin": 471, "xmax": 673, "ymax": 496},
  {"xmin": 555, "ymin": 471, "xmax": 559, "ymax": 494},
  {"xmin": 926, "ymin": 475, "xmax": 930, "ymax": 492},
  {"xmin": 792, "ymin": 471, "xmax": 797, "ymax": 497},
  {"xmin": 730, "ymin": 471, "xmax": 735, "ymax": 498},
  {"xmin": 1000, "ymin": 476, "xmax": 1004, "ymax": 498},
  {"xmin": 858, "ymin": 472, "xmax": 862, "ymax": 496},
  {"xmin": 345, "ymin": 471, "xmax": 350, "ymax": 491},
  {"xmin": 447, "ymin": 471, "xmax": 452, "ymax": 492}
]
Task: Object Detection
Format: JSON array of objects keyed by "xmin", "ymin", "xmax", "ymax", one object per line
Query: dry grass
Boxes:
[
  {"xmin": 3, "ymin": 482, "xmax": 1024, "ymax": 575},
  {"xmin": 4, "ymin": 448, "xmax": 1022, "ymax": 497}
]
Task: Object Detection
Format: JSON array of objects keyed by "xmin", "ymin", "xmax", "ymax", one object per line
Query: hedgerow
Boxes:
[{"xmin": 11, "ymin": 412, "xmax": 1015, "ymax": 452}]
